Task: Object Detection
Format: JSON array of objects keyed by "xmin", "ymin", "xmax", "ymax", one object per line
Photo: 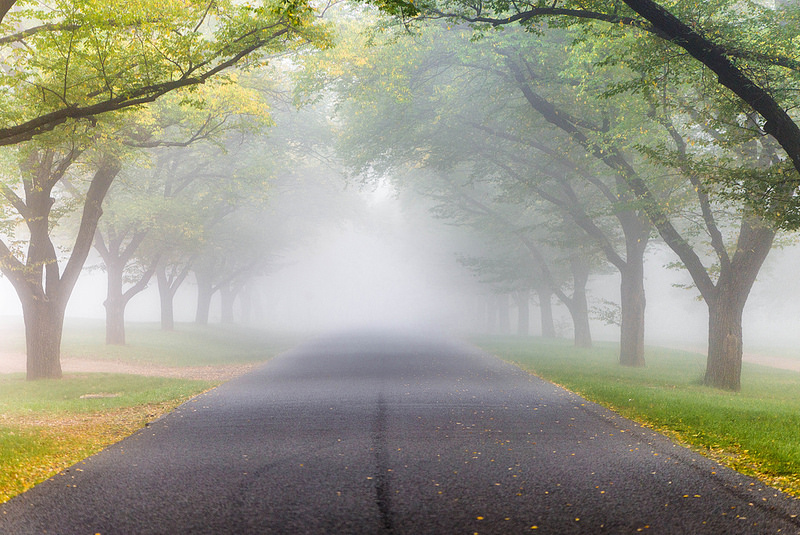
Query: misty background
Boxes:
[{"xmin": 0, "ymin": 177, "xmax": 793, "ymax": 351}]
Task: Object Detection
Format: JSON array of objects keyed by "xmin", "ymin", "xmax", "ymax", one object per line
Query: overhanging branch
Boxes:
[{"xmin": 0, "ymin": 25, "xmax": 294, "ymax": 146}]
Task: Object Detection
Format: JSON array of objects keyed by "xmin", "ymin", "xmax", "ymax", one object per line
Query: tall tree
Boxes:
[
  {"xmin": 0, "ymin": 0, "xmax": 326, "ymax": 379},
  {"xmin": 0, "ymin": 128, "xmax": 121, "ymax": 379}
]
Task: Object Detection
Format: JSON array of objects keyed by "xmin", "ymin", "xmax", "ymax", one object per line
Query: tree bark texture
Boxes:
[
  {"xmin": 619, "ymin": 259, "xmax": 646, "ymax": 367},
  {"xmin": 22, "ymin": 297, "xmax": 64, "ymax": 380},
  {"xmin": 705, "ymin": 288, "xmax": 744, "ymax": 391},
  {"xmin": 703, "ymin": 219, "xmax": 775, "ymax": 390}
]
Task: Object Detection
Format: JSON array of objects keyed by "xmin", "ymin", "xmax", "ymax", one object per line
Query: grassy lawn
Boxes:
[
  {"xmin": 59, "ymin": 320, "xmax": 302, "ymax": 367},
  {"xmin": 0, "ymin": 374, "xmax": 214, "ymax": 504},
  {"xmin": 0, "ymin": 317, "xmax": 303, "ymax": 367},
  {"xmin": 0, "ymin": 321, "xmax": 302, "ymax": 504},
  {"xmin": 474, "ymin": 335, "xmax": 800, "ymax": 497}
]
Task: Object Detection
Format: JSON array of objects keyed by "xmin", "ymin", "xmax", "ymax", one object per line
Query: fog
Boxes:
[
  {"xmin": 0, "ymin": 175, "xmax": 797, "ymax": 358},
  {"xmin": 250, "ymin": 186, "xmax": 480, "ymax": 333}
]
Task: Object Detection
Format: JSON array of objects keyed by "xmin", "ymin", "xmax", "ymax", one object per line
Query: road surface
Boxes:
[{"xmin": 2, "ymin": 331, "xmax": 800, "ymax": 534}]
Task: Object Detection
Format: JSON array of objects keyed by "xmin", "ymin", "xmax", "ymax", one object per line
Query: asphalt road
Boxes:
[{"xmin": 3, "ymin": 331, "xmax": 800, "ymax": 534}]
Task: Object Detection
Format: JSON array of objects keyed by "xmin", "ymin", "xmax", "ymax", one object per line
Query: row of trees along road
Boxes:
[
  {"xmin": 0, "ymin": 0, "xmax": 328, "ymax": 379},
  {"xmin": 301, "ymin": 1, "xmax": 800, "ymax": 391},
  {"xmin": 1, "ymin": 0, "xmax": 799, "ymax": 392}
]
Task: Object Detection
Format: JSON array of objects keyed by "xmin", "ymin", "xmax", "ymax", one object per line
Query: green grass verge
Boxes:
[
  {"xmin": 0, "ymin": 373, "xmax": 214, "ymax": 504},
  {"xmin": 473, "ymin": 335, "xmax": 800, "ymax": 497},
  {"xmin": 59, "ymin": 320, "xmax": 302, "ymax": 366}
]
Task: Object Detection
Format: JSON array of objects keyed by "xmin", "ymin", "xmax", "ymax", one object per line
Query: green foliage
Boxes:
[
  {"xmin": 0, "ymin": 0, "xmax": 325, "ymax": 145},
  {"xmin": 363, "ymin": 0, "xmax": 800, "ymax": 229}
]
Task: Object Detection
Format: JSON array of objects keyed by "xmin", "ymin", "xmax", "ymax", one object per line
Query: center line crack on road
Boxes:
[{"xmin": 373, "ymin": 393, "xmax": 394, "ymax": 533}]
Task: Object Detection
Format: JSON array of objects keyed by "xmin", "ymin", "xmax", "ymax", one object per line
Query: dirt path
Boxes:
[
  {"xmin": 0, "ymin": 351, "xmax": 260, "ymax": 382},
  {"xmin": 664, "ymin": 343, "xmax": 800, "ymax": 373},
  {"xmin": 744, "ymin": 353, "xmax": 800, "ymax": 372}
]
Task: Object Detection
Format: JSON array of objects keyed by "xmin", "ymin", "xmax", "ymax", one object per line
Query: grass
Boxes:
[
  {"xmin": 0, "ymin": 321, "xmax": 303, "ymax": 504},
  {"xmin": 0, "ymin": 374, "xmax": 214, "ymax": 504},
  {"xmin": 473, "ymin": 335, "xmax": 800, "ymax": 497},
  {"xmin": 59, "ymin": 320, "xmax": 302, "ymax": 367},
  {"xmin": 0, "ymin": 317, "xmax": 302, "ymax": 367}
]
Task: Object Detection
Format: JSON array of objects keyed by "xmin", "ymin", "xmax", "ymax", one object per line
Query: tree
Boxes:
[
  {"xmin": 477, "ymin": 23, "xmax": 782, "ymax": 389},
  {"xmin": 494, "ymin": 20, "xmax": 782, "ymax": 389},
  {"xmin": 0, "ymin": 0, "xmax": 325, "ymax": 379},
  {"xmin": 0, "ymin": 0, "xmax": 323, "ymax": 146},
  {"xmin": 309, "ymin": 11, "xmax": 784, "ymax": 388},
  {"xmin": 0, "ymin": 128, "xmax": 122, "ymax": 379},
  {"xmin": 94, "ymin": 76, "xmax": 272, "ymax": 344},
  {"xmin": 373, "ymin": 0, "xmax": 800, "ymax": 228},
  {"xmin": 305, "ymin": 23, "xmax": 649, "ymax": 362}
]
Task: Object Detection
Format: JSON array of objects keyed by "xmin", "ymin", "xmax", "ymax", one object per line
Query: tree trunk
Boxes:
[
  {"xmin": 157, "ymin": 266, "xmax": 175, "ymax": 331},
  {"xmin": 704, "ymin": 287, "xmax": 744, "ymax": 391},
  {"xmin": 702, "ymin": 219, "xmax": 775, "ymax": 390},
  {"xmin": 22, "ymin": 298, "xmax": 64, "ymax": 380},
  {"xmin": 105, "ymin": 299, "xmax": 126, "ymax": 345},
  {"xmin": 619, "ymin": 252, "xmax": 646, "ymax": 367},
  {"xmin": 536, "ymin": 285, "xmax": 555, "ymax": 338},
  {"xmin": 104, "ymin": 260, "xmax": 126, "ymax": 345},
  {"xmin": 220, "ymin": 284, "xmax": 235, "ymax": 324},
  {"xmin": 195, "ymin": 272, "xmax": 213, "ymax": 326},
  {"xmin": 570, "ymin": 258, "xmax": 592, "ymax": 348},
  {"xmin": 1, "ymin": 153, "xmax": 121, "ymax": 380},
  {"xmin": 514, "ymin": 288, "xmax": 530, "ymax": 336}
]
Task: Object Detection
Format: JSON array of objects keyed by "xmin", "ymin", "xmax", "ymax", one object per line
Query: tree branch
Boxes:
[
  {"xmin": 0, "ymin": 25, "xmax": 294, "ymax": 146},
  {"xmin": 0, "ymin": 0, "xmax": 16, "ymax": 25},
  {"xmin": 504, "ymin": 53, "xmax": 717, "ymax": 299},
  {"xmin": 122, "ymin": 253, "xmax": 161, "ymax": 304},
  {"xmin": 619, "ymin": 0, "xmax": 800, "ymax": 182},
  {"xmin": 59, "ymin": 157, "xmax": 121, "ymax": 307}
]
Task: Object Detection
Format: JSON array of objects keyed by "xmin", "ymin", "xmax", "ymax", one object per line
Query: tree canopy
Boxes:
[{"xmin": 0, "ymin": 0, "xmax": 326, "ymax": 146}]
